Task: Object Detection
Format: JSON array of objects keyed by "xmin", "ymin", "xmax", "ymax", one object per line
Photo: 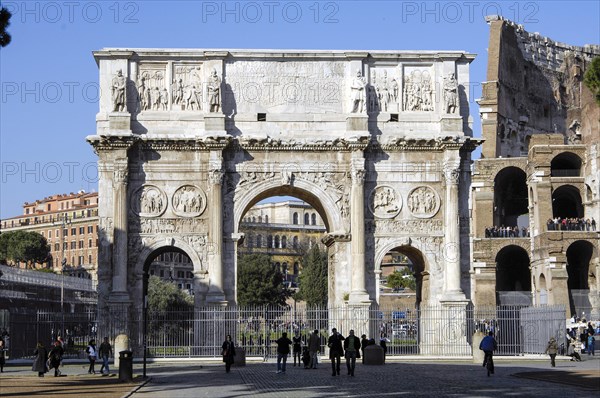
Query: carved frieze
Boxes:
[
  {"xmin": 407, "ymin": 186, "xmax": 440, "ymax": 219},
  {"xmin": 370, "ymin": 185, "xmax": 401, "ymax": 219},
  {"xmin": 369, "ymin": 69, "xmax": 398, "ymax": 113},
  {"xmin": 131, "ymin": 185, "xmax": 167, "ymax": 217},
  {"xmin": 367, "ymin": 219, "xmax": 443, "ymax": 235},
  {"xmin": 172, "ymin": 63, "xmax": 204, "ymax": 111},
  {"xmin": 172, "ymin": 185, "xmax": 207, "ymax": 217},
  {"xmin": 403, "ymin": 66, "xmax": 434, "ymax": 112},
  {"xmin": 137, "ymin": 63, "xmax": 168, "ymax": 112},
  {"xmin": 133, "ymin": 217, "xmax": 207, "ymax": 234}
]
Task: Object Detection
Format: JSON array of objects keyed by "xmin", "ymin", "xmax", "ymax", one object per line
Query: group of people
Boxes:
[
  {"xmin": 546, "ymin": 217, "xmax": 596, "ymax": 231},
  {"xmin": 31, "ymin": 337, "xmax": 112, "ymax": 377},
  {"xmin": 484, "ymin": 225, "xmax": 530, "ymax": 238},
  {"xmin": 223, "ymin": 328, "xmax": 382, "ymax": 377}
]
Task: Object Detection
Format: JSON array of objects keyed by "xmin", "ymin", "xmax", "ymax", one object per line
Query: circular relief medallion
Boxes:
[
  {"xmin": 369, "ymin": 185, "xmax": 402, "ymax": 219},
  {"xmin": 407, "ymin": 186, "xmax": 440, "ymax": 219},
  {"xmin": 132, "ymin": 185, "xmax": 167, "ymax": 217},
  {"xmin": 172, "ymin": 185, "xmax": 207, "ymax": 217}
]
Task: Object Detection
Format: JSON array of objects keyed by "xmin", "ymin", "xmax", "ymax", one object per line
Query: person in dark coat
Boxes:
[
  {"xmin": 360, "ymin": 334, "xmax": 368, "ymax": 364},
  {"xmin": 327, "ymin": 328, "xmax": 345, "ymax": 376},
  {"xmin": 275, "ymin": 332, "xmax": 293, "ymax": 373},
  {"xmin": 0, "ymin": 337, "xmax": 6, "ymax": 372},
  {"xmin": 222, "ymin": 334, "xmax": 236, "ymax": 373},
  {"xmin": 292, "ymin": 332, "xmax": 302, "ymax": 366},
  {"xmin": 48, "ymin": 340, "xmax": 64, "ymax": 377},
  {"xmin": 343, "ymin": 330, "xmax": 361, "ymax": 376},
  {"xmin": 32, "ymin": 342, "xmax": 48, "ymax": 377}
]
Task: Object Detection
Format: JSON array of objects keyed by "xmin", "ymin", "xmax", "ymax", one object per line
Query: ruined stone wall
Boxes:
[{"xmin": 481, "ymin": 16, "xmax": 600, "ymax": 158}]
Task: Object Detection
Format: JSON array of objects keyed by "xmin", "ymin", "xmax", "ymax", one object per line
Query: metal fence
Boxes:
[{"xmin": 4, "ymin": 303, "xmax": 569, "ymax": 360}]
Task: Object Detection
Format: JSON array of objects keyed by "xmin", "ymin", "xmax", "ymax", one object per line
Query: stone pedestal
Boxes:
[
  {"xmin": 346, "ymin": 114, "xmax": 368, "ymax": 131},
  {"xmin": 109, "ymin": 112, "xmax": 131, "ymax": 132},
  {"xmin": 205, "ymin": 114, "xmax": 225, "ymax": 131},
  {"xmin": 472, "ymin": 331, "xmax": 485, "ymax": 364}
]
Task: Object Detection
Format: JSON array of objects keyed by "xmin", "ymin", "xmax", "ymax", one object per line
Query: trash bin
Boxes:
[{"xmin": 119, "ymin": 350, "xmax": 133, "ymax": 382}]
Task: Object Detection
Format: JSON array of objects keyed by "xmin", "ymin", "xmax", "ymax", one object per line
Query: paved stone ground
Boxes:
[{"xmin": 1, "ymin": 357, "xmax": 598, "ymax": 397}]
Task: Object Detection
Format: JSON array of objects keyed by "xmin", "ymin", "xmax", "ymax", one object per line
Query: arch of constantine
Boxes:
[{"xmin": 88, "ymin": 48, "xmax": 479, "ymax": 319}]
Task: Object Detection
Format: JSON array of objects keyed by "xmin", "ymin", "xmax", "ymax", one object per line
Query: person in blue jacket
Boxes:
[{"xmin": 479, "ymin": 331, "xmax": 498, "ymax": 373}]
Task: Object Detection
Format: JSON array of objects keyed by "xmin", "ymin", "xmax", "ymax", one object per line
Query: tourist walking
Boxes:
[
  {"xmin": 98, "ymin": 337, "xmax": 113, "ymax": 375},
  {"xmin": 276, "ymin": 332, "xmax": 293, "ymax": 374},
  {"xmin": 292, "ymin": 332, "xmax": 302, "ymax": 366},
  {"xmin": 544, "ymin": 337, "xmax": 558, "ymax": 367},
  {"xmin": 86, "ymin": 340, "xmax": 97, "ymax": 374},
  {"xmin": 344, "ymin": 330, "xmax": 361, "ymax": 376},
  {"xmin": 32, "ymin": 342, "xmax": 48, "ymax": 377},
  {"xmin": 479, "ymin": 331, "xmax": 497, "ymax": 374},
  {"xmin": 222, "ymin": 334, "xmax": 236, "ymax": 373},
  {"xmin": 327, "ymin": 328, "xmax": 345, "ymax": 376},
  {"xmin": 308, "ymin": 329, "xmax": 320, "ymax": 369},
  {"xmin": 48, "ymin": 340, "xmax": 64, "ymax": 377}
]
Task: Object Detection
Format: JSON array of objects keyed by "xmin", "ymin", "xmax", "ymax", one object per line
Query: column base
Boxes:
[
  {"xmin": 440, "ymin": 290, "xmax": 467, "ymax": 303},
  {"xmin": 205, "ymin": 291, "xmax": 227, "ymax": 305},
  {"xmin": 348, "ymin": 290, "xmax": 371, "ymax": 304},
  {"xmin": 108, "ymin": 291, "xmax": 131, "ymax": 304}
]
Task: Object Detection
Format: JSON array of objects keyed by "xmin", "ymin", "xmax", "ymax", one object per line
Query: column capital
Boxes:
[
  {"xmin": 208, "ymin": 169, "xmax": 224, "ymax": 185},
  {"xmin": 350, "ymin": 161, "xmax": 365, "ymax": 186},
  {"xmin": 443, "ymin": 160, "xmax": 461, "ymax": 185},
  {"xmin": 113, "ymin": 159, "xmax": 129, "ymax": 184}
]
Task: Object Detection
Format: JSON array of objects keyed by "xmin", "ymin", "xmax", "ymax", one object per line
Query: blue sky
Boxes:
[{"xmin": 0, "ymin": 0, "xmax": 599, "ymax": 218}]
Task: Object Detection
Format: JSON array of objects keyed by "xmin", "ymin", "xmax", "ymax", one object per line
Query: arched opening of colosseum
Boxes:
[
  {"xmin": 493, "ymin": 167, "xmax": 528, "ymax": 228},
  {"xmin": 495, "ymin": 245, "xmax": 531, "ymax": 305},
  {"xmin": 552, "ymin": 185, "xmax": 584, "ymax": 219},
  {"xmin": 236, "ymin": 187, "xmax": 332, "ymax": 303},
  {"xmin": 566, "ymin": 240, "xmax": 594, "ymax": 317},
  {"xmin": 550, "ymin": 152, "xmax": 582, "ymax": 177},
  {"xmin": 539, "ymin": 274, "xmax": 548, "ymax": 305},
  {"xmin": 379, "ymin": 246, "xmax": 425, "ymax": 307}
]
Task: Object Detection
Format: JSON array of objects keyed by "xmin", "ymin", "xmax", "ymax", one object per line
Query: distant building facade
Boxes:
[
  {"xmin": 1, "ymin": 191, "xmax": 100, "ymax": 280},
  {"xmin": 238, "ymin": 200, "xmax": 326, "ymax": 285}
]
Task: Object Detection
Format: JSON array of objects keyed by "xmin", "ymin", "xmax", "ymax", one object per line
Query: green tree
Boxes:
[
  {"xmin": 146, "ymin": 275, "xmax": 194, "ymax": 312},
  {"xmin": 0, "ymin": 7, "xmax": 11, "ymax": 47},
  {"xmin": 386, "ymin": 269, "xmax": 416, "ymax": 291},
  {"xmin": 295, "ymin": 245, "xmax": 328, "ymax": 306},
  {"xmin": 584, "ymin": 57, "xmax": 600, "ymax": 106},
  {"xmin": 237, "ymin": 253, "xmax": 291, "ymax": 306},
  {"xmin": 0, "ymin": 231, "xmax": 50, "ymax": 268}
]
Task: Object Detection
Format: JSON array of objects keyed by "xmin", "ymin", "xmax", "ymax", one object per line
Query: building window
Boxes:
[
  {"xmin": 70, "ymin": 241, "xmax": 76, "ymax": 249},
  {"xmin": 311, "ymin": 213, "xmax": 316, "ymax": 225},
  {"xmin": 274, "ymin": 235, "xmax": 280, "ymax": 248},
  {"xmin": 265, "ymin": 215, "xmax": 268, "ymax": 223},
  {"xmin": 54, "ymin": 243, "xmax": 60, "ymax": 251},
  {"xmin": 78, "ymin": 240, "xmax": 84, "ymax": 249},
  {"xmin": 293, "ymin": 236, "xmax": 298, "ymax": 249},
  {"xmin": 47, "ymin": 204, "xmax": 51, "ymax": 211},
  {"xmin": 88, "ymin": 239, "xmax": 92, "ymax": 248},
  {"xmin": 63, "ymin": 242, "xmax": 68, "ymax": 251},
  {"xmin": 78, "ymin": 256, "xmax": 83, "ymax": 265},
  {"xmin": 26, "ymin": 208, "xmax": 30, "ymax": 214},
  {"xmin": 71, "ymin": 227, "xmax": 76, "ymax": 235},
  {"xmin": 304, "ymin": 213, "xmax": 309, "ymax": 225},
  {"xmin": 89, "ymin": 255, "xmax": 92, "ymax": 264},
  {"xmin": 187, "ymin": 271, "xmax": 193, "ymax": 279},
  {"xmin": 281, "ymin": 236, "xmax": 287, "ymax": 249},
  {"xmin": 293, "ymin": 212, "xmax": 298, "ymax": 224},
  {"xmin": 178, "ymin": 271, "xmax": 184, "ymax": 278},
  {"xmin": 48, "ymin": 230, "xmax": 52, "ymax": 238},
  {"xmin": 79, "ymin": 227, "xmax": 84, "ymax": 235},
  {"xmin": 63, "ymin": 229, "xmax": 68, "ymax": 237},
  {"xmin": 88, "ymin": 226, "xmax": 93, "ymax": 233},
  {"xmin": 267, "ymin": 235, "xmax": 273, "ymax": 248},
  {"xmin": 258, "ymin": 216, "xmax": 262, "ymax": 223},
  {"xmin": 256, "ymin": 235, "xmax": 262, "ymax": 248}
]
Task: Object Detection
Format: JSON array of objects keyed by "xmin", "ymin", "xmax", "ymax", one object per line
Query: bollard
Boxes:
[
  {"xmin": 118, "ymin": 350, "xmax": 133, "ymax": 382},
  {"xmin": 233, "ymin": 347, "xmax": 246, "ymax": 367},
  {"xmin": 363, "ymin": 345, "xmax": 385, "ymax": 365}
]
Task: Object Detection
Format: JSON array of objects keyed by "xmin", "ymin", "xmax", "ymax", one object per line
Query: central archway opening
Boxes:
[
  {"xmin": 378, "ymin": 246, "xmax": 424, "ymax": 307},
  {"xmin": 237, "ymin": 191, "xmax": 330, "ymax": 307}
]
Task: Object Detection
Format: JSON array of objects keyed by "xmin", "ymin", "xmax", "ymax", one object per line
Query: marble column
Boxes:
[
  {"xmin": 442, "ymin": 158, "xmax": 465, "ymax": 300},
  {"xmin": 206, "ymin": 158, "xmax": 226, "ymax": 303},
  {"xmin": 349, "ymin": 157, "xmax": 370, "ymax": 303},
  {"xmin": 110, "ymin": 158, "xmax": 130, "ymax": 302}
]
